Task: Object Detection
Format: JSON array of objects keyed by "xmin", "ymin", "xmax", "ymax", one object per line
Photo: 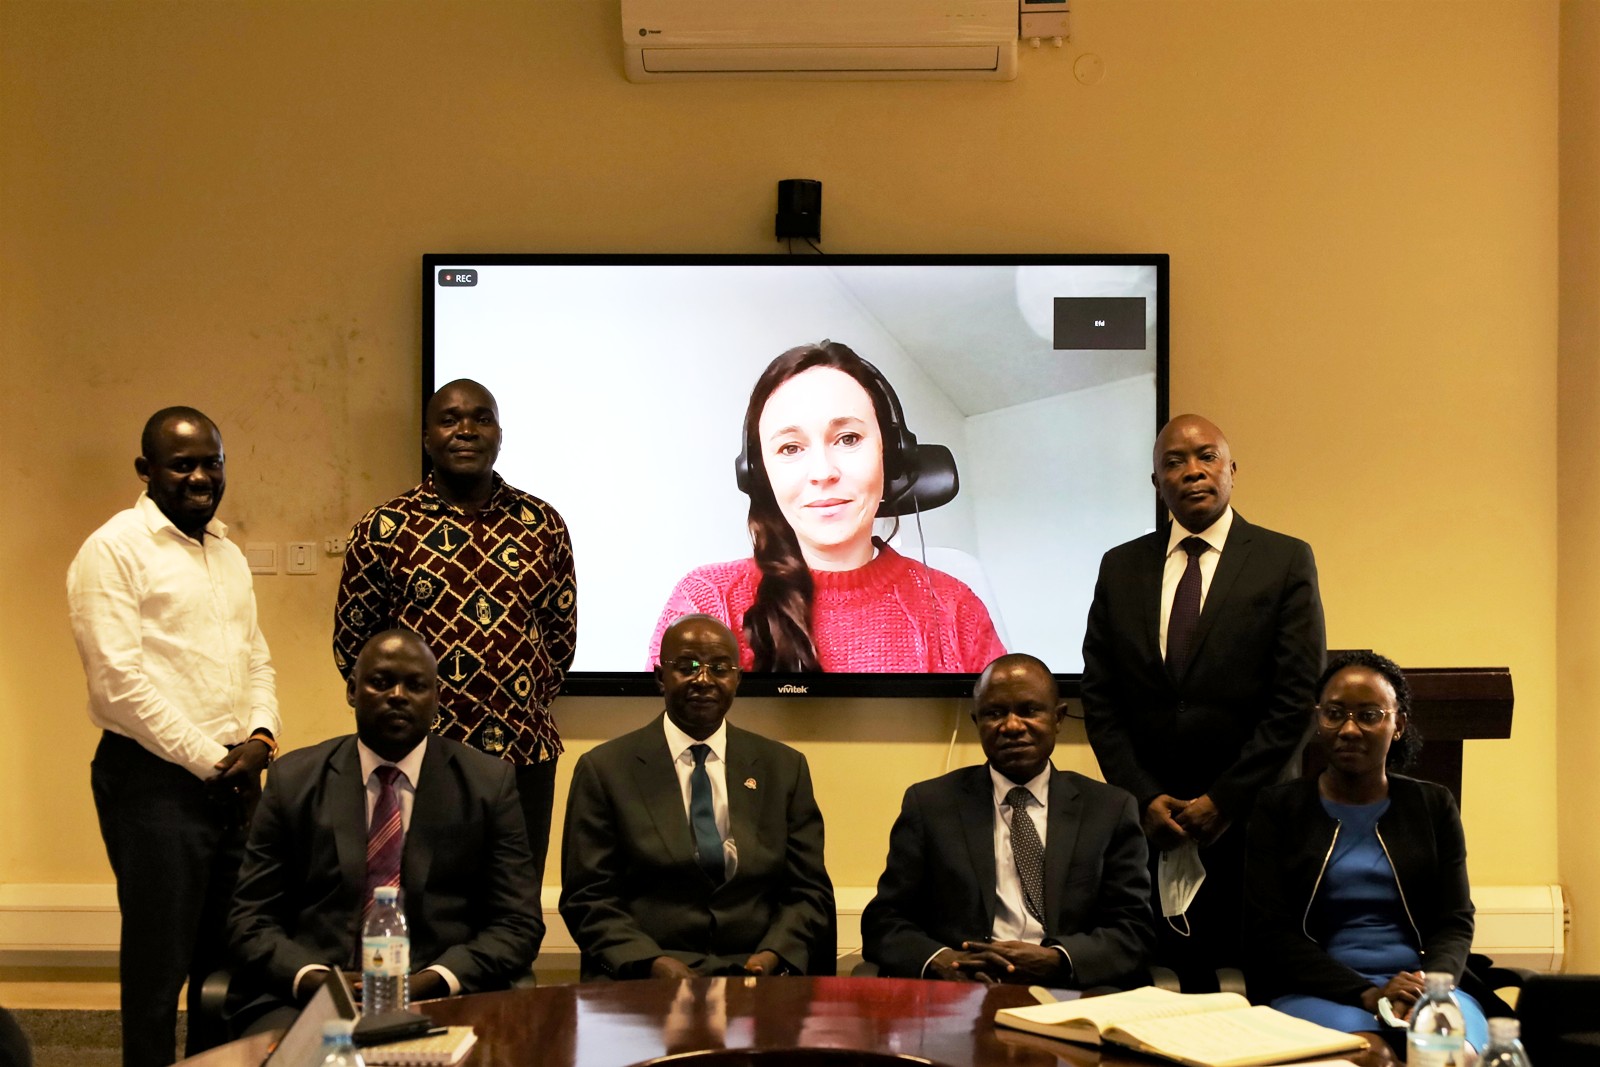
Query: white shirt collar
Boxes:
[
  {"xmin": 357, "ymin": 735, "xmax": 428, "ymax": 787},
  {"xmin": 663, "ymin": 714, "xmax": 728, "ymax": 764},
  {"xmin": 989, "ymin": 762, "xmax": 1052, "ymax": 810},
  {"xmin": 1166, "ymin": 504, "xmax": 1234, "ymax": 556},
  {"xmin": 136, "ymin": 491, "xmax": 228, "ymax": 541}
]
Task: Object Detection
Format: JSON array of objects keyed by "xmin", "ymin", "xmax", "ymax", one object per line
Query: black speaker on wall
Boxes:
[{"xmin": 775, "ymin": 178, "xmax": 822, "ymax": 241}]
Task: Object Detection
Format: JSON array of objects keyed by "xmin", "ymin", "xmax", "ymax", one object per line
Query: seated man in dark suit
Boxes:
[
  {"xmin": 559, "ymin": 614, "xmax": 834, "ymax": 979},
  {"xmin": 227, "ymin": 629, "xmax": 543, "ymax": 1032},
  {"xmin": 862, "ymin": 653, "xmax": 1154, "ymax": 987}
]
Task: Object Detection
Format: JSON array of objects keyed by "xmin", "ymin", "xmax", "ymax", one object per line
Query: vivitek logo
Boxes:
[{"xmin": 777, "ymin": 684, "xmax": 808, "ymax": 694}]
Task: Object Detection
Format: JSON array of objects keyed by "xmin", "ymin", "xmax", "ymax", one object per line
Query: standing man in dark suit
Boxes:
[
  {"xmin": 1081, "ymin": 414, "xmax": 1325, "ymax": 986},
  {"xmin": 228, "ymin": 630, "xmax": 543, "ymax": 1032},
  {"xmin": 559, "ymin": 614, "xmax": 834, "ymax": 979},
  {"xmin": 861, "ymin": 654, "xmax": 1153, "ymax": 986},
  {"xmin": 334, "ymin": 379, "xmax": 576, "ymax": 886}
]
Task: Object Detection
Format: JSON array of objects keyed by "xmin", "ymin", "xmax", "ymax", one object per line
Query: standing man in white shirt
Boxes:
[{"xmin": 68, "ymin": 407, "xmax": 279, "ymax": 1067}]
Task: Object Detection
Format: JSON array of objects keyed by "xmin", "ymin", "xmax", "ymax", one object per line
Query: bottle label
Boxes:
[
  {"xmin": 1408, "ymin": 1038, "xmax": 1467, "ymax": 1067},
  {"xmin": 363, "ymin": 935, "xmax": 409, "ymax": 977}
]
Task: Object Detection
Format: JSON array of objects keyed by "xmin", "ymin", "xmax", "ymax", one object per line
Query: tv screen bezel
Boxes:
[{"xmin": 422, "ymin": 251, "xmax": 1170, "ymax": 699}]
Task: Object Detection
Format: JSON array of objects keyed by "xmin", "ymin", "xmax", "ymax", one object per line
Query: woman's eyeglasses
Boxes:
[{"xmin": 1314, "ymin": 704, "xmax": 1395, "ymax": 730}]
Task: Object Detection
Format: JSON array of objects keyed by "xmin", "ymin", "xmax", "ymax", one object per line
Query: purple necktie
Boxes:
[
  {"xmin": 1166, "ymin": 536, "xmax": 1209, "ymax": 677},
  {"xmin": 364, "ymin": 765, "xmax": 405, "ymax": 911}
]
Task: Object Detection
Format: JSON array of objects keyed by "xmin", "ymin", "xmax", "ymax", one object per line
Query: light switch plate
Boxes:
[
  {"xmin": 286, "ymin": 541, "xmax": 317, "ymax": 575},
  {"xmin": 245, "ymin": 542, "xmax": 277, "ymax": 574}
]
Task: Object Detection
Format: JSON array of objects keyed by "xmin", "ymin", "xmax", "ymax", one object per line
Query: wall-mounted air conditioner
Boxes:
[{"xmin": 621, "ymin": 0, "xmax": 1019, "ymax": 82}]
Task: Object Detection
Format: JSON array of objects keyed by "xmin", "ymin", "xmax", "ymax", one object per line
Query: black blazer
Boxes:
[
  {"xmin": 860, "ymin": 765, "xmax": 1154, "ymax": 987},
  {"xmin": 228, "ymin": 734, "xmax": 544, "ymax": 1004},
  {"xmin": 1243, "ymin": 774, "xmax": 1475, "ymax": 1005},
  {"xmin": 558, "ymin": 716, "xmax": 834, "ymax": 978},
  {"xmin": 1080, "ymin": 513, "xmax": 1326, "ymax": 816}
]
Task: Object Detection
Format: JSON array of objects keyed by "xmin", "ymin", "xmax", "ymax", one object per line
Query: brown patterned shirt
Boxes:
[{"xmin": 333, "ymin": 474, "xmax": 576, "ymax": 764}]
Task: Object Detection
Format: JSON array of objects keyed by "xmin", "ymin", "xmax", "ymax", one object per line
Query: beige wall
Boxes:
[
  {"xmin": 1, "ymin": 0, "xmax": 1581, "ymax": 960},
  {"xmin": 1560, "ymin": 0, "xmax": 1600, "ymax": 973}
]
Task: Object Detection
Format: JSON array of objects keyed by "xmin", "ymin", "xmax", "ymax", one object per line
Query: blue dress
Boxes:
[{"xmin": 1271, "ymin": 797, "xmax": 1488, "ymax": 1050}]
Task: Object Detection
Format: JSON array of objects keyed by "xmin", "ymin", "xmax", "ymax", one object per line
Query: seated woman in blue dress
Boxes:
[{"xmin": 1245, "ymin": 650, "xmax": 1488, "ymax": 1057}]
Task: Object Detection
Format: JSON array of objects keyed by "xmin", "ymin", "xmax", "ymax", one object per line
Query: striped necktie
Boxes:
[{"xmin": 365, "ymin": 765, "xmax": 405, "ymax": 908}]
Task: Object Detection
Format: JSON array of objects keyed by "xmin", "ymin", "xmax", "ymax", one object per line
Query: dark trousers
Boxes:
[
  {"xmin": 514, "ymin": 757, "xmax": 558, "ymax": 888},
  {"xmin": 91, "ymin": 732, "xmax": 251, "ymax": 1067},
  {"xmin": 1150, "ymin": 819, "xmax": 1247, "ymax": 992}
]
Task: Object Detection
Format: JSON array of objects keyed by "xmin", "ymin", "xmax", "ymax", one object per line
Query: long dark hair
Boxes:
[
  {"xmin": 1316, "ymin": 649, "xmax": 1422, "ymax": 771},
  {"xmin": 741, "ymin": 341, "xmax": 899, "ymax": 672}
]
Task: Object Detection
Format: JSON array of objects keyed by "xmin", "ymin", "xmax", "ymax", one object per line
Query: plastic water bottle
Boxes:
[
  {"xmin": 1407, "ymin": 971, "xmax": 1468, "ymax": 1066},
  {"xmin": 319, "ymin": 1020, "xmax": 365, "ymax": 1067},
  {"xmin": 1482, "ymin": 1017, "xmax": 1533, "ymax": 1066},
  {"xmin": 362, "ymin": 885, "xmax": 410, "ymax": 1014}
]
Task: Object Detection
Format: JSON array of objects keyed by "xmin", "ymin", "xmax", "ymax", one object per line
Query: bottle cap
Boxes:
[
  {"xmin": 1422, "ymin": 971, "xmax": 1456, "ymax": 995},
  {"xmin": 323, "ymin": 1019, "xmax": 356, "ymax": 1038},
  {"xmin": 1488, "ymin": 1017, "xmax": 1521, "ymax": 1041},
  {"xmin": 374, "ymin": 885, "xmax": 399, "ymax": 903}
]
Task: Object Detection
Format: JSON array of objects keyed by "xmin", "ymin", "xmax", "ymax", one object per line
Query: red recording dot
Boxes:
[{"xmin": 443, "ymin": 273, "xmax": 453, "ymax": 282}]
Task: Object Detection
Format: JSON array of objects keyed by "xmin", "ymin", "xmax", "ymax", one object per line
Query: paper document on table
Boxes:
[
  {"xmin": 1106, "ymin": 1004, "xmax": 1366, "ymax": 1067},
  {"xmin": 993, "ymin": 986, "xmax": 1249, "ymax": 1045}
]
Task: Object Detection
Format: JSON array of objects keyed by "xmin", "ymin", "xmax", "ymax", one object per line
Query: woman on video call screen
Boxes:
[
  {"xmin": 645, "ymin": 341, "xmax": 1007, "ymax": 672},
  {"xmin": 429, "ymin": 259, "xmax": 1164, "ymax": 685}
]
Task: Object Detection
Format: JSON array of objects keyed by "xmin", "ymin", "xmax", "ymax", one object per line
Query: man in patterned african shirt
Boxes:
[{"xmin": 334, "ymin": 378, "xmax": 576, "ymax": 883}]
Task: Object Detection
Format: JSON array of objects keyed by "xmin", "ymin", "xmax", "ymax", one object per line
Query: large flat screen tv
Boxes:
[{"xmin": 423, "ymin": 253, "xmax": 1168, "ymax": 698}]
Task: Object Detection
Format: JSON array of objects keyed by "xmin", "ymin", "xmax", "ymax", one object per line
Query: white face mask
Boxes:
[{"xmin": 1158, "ymin": 840, "xmax": 1207, "ymax": 936}]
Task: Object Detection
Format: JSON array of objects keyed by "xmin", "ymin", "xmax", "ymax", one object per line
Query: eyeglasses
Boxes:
[
  {"xmin": 668, "ymin": 658, "xmax": 739, "ymax": 679},
  {"xmin": 1315, "ymin": 704, "xmax": 1396, "ymax": 730}
]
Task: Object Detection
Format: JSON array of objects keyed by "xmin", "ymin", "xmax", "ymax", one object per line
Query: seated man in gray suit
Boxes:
[
  {"xmin": 559, "ymin": 614, "xmax": 834, "ymax": 979},
  {"xmin": 227, "ymin": 630, "xmax": 543, "ymax": 1031},
  {"xmin": 862, "ymin": 654, "xmax": 1154, "ymax": 987}
]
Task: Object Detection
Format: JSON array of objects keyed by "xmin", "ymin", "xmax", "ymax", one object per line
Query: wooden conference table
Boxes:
[{"xmin": 415, "ymin": 976, "xmax": 1388, "ymax": 1067}]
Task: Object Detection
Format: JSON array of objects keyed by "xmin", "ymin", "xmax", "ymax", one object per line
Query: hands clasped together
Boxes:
[
  {"xmin": 928, "ymin": 942, "xmax": 1066, "ymax": 984},
  {"xmin": 1142, "ymin": 793, "xmax": 1230, "ymax": 850}
]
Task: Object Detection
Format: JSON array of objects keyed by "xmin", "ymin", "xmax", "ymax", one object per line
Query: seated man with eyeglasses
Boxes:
[{"xmin": 559, "ymin": 614, "xmax": 835, "ymax": 979}]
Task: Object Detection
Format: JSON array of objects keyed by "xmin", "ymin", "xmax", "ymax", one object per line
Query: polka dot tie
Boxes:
[{"xmin": 1006, "ymin": 786, "xmax": 1045, "ymax": 924}]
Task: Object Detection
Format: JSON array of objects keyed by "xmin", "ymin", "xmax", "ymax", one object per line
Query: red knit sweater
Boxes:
[{"xmin": 647, "ymin": 544, "xmax": 1007, "ymax": 672}]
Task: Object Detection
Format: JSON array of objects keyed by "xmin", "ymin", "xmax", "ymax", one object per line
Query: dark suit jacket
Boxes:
[
  {"xmin": 1080, "ymin": 513, "xmax": 1325, "ymax": 818},
  {"xmin": 860, "ymin": 765, "xmax": 1154, "ymax": 986},
  {"xmin": 558, "ymin": 716, "xmax": 834, "ymax": 978},
  {"xmin": 228, "ymin": 734, "xmax": 543, "ymax": 1006}
]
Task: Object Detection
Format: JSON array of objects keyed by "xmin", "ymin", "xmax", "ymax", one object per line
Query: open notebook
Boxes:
[{"xmin": 994, "ymin": 986, "xmax": 1367, "ymax": 1067}]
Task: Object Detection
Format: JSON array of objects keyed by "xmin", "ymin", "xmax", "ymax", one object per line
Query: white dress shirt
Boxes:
[
  {"xmin": 662, "ymin": 715, "xmax": 736, "ymax": 878},
  {"xmin": 67, "ymin": 493, "xmax": 279, "ymax": 778},
  {"xmin": 357, "ymin": 738, "xmax": 426, "ymax": 833},
  {"xmin": 1157, "ymin": 505, "xmax": 1235, "ymax": 660}
]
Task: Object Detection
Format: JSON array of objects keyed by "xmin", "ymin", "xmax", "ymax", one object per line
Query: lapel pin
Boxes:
[{"xmin": 744, "ymin": 778, "xmax": 757, "ymax": 790}]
